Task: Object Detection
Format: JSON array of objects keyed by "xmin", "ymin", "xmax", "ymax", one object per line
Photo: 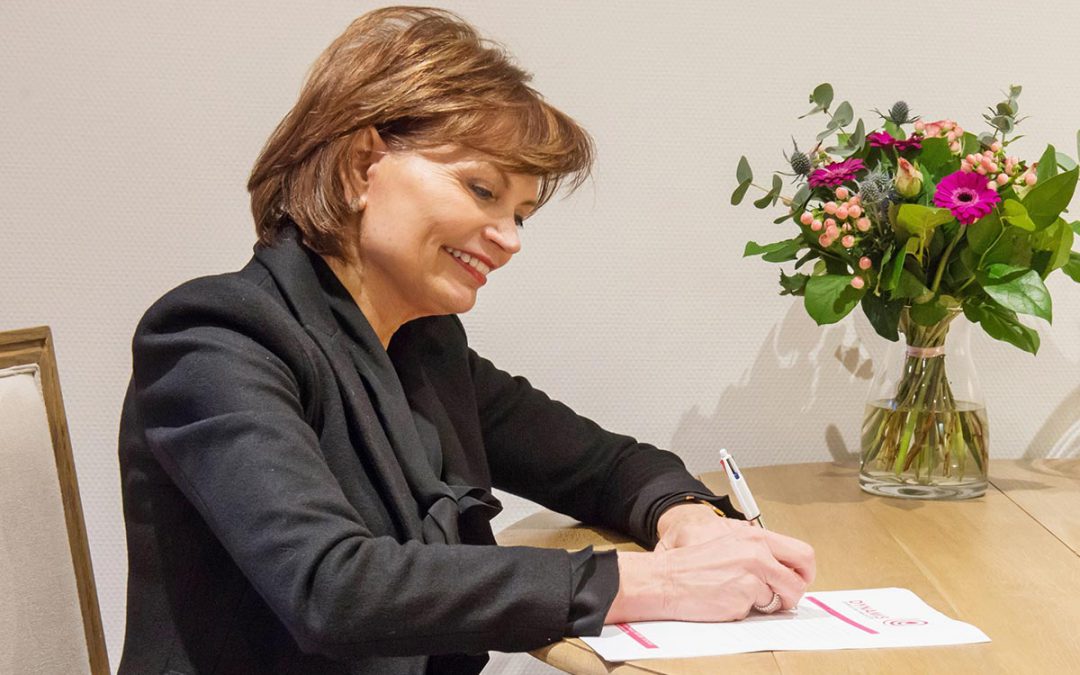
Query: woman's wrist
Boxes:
[
  {"xmin": 605, "ymin": 551, "xmax": 671, "ymax": 624},
  {"xmin": 656, "ymin": 502, "xmax": 722, "ymax": 542}
]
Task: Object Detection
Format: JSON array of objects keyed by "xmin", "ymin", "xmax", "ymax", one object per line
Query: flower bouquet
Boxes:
[{"xmin": 733, "ymin": 84, "xmax": 1079, "ymax": 498}]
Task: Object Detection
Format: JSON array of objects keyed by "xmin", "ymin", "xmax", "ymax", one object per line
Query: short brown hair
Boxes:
[{"xmin": 248, "ymin": 6, "xmax": 594, "ymax": 259}]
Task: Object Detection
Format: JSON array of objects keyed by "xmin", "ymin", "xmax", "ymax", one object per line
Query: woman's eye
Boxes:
[
  {"xmin": 514, "ymin": 214, "xmax": 525, "ymax": 229},
  {"xmin": 470, "ymin": 184, "xmax": 495, "ymax": 200}
]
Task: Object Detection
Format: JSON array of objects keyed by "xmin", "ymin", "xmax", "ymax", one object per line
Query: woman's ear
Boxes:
[{"xmin": 340, "ymin": 126, "xmax": 388, "ymax": 208}]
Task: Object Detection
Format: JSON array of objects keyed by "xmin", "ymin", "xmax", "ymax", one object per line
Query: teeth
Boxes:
[{"xmin": 444, "ymin": 246, "xmax": 490, "ymax": 275}]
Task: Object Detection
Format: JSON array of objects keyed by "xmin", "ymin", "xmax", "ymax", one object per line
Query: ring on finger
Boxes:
[{"xmin": 752, "ymin": 592, "xmax": 782, "ymax": 614}]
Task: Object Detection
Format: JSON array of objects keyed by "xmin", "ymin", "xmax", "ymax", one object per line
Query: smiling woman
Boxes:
[{"xmin": 116, "ymin": 6, "xmax": 814, "ymax": 675}]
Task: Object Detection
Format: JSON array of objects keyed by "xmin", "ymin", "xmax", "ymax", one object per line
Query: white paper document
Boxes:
[{"xmin": 582, "ymin": 587, "xmax": 990, "ymax": 662}]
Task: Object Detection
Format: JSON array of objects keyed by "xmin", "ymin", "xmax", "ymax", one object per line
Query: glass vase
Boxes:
[{"xmin": 859, "ymin": 307, "xmax": 989, "ymax": 499}]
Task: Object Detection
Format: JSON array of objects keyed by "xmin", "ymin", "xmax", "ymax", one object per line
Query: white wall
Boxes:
[{"xmin": 3, "ymin": 1, "xmax": 1078, "ymax": 672}]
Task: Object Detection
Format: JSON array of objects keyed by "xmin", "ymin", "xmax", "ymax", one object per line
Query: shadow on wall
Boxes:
[
  {"xmin": 671, "ymin": 302, "xmax": 877, "ymax": 475},
  {"xmin": 671, "ymin": 301, "xmax": 1080, "ymax": 474},
  {"xmin": 1024, "ymin": 386, "xmax": 1080, "ymax": 459}
]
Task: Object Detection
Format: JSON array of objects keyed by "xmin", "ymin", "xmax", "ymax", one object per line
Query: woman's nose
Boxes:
[{"xmin": 486, "ymin": 216, "xmax": 522, "ymax": 255}]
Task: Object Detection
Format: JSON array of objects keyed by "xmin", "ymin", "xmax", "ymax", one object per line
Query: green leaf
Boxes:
[
  {"xmin": 918, "ymin": 137, "xmax": 957, "ymax": 176},
  {"xmin": 794, "ymin": 249, "xmax": 818, "ymax": 269},
  {"xmin": 883, "ymin": 120, "xmax": 904, "ymax": 139},
  {"xmin": 967, "ymin": 298, "xmax": 1040, "ymax": 354},
  {"xmin": 804, "ymin": 274, "xmax": 865, "ymax": 325},
  {"xmin": 895, "ymin": 204, "xmax": 955, "ymax": 239},
  {"xmin": 811, "ymin": 83, "xmax": 834, "ymax": 110},
  {"xmin": 1030, "ymin": 218, "xmax": 1074, "ymax": 277},
  {"xmin": 744, "ymin": 237, "xmax": 803, "ymax": 263},
  {"xmin": 961, "ymin": 132, "xmax": 981, "ymax": 157},
  {"xmin": 736, "ymin": 155, "xmax": 753, "ymax": 184},
  {"xmin": 967, "ymin": 207, "xmax": 1003, "ymax": 254},
  {"xmin": 1037, "ymin": 144, "xmax": 1058, "ymax": 183},
  {"xmin": 977, "ymin": 264, "xmax": 1052, "ymax": 323},
  {"xmin": 1062, "ymin": 251, "xmax": 1080, "ymax": 282},
  {"xmin": 861, "ymin": 292, "xmax": 902, "ymax": 341},
  {"xmin": 910, "ymin": 296, "xmax": 951, "ymax": 326},
  {"xmin": 1002, "ymin": 199, "xmax": 1036, "ymax": 232},
  {"xmin": 779, "ymin": 271, "xmax": 810, "ymax": 296},
  {"xmin": 753, "ymin": 174, "xmax": 783, "ymax": 208},
  {"xmin": 895, "ymin": 269, "xmax": 931, "ymax": 301},
  {"xmin": 1022, "ymin": 166, "xmax": 1078, "ymax": 229},
  {"xmin": 833, "ymin": 101, "xmax": 853, "ymax": 127},
  {"xmin": 883, "ymin": 238, "xmax": 918, "ymax": 292},
  {"xmin": 731, "ymin": 180, "xmax": 752, "ymax": 205}
]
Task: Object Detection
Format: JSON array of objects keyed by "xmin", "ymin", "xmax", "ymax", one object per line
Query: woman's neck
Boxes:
[{"xmin": 320, "ymin": 253, "xmax": 409, "ymax": 349}]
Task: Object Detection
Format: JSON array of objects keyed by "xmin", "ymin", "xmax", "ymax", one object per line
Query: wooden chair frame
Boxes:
[{"xmin": 0, "ymin": 326, "xmax": 109, "ymax": 674}]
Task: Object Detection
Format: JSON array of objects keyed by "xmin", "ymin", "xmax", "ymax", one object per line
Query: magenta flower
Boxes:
[
  {"xmin": 808, "ymin": 158, "xmax": 865, "ymax": 188},
  {"xmin": 895, "ymin": 136, "xmax": 922, "ymax": 151},
  {"xmin": 933, "ymin": 171, "xmax": 1001, "ymax": 225},
  {"xmin": 867, "ymin": 131, "xmax": 897, "ymax": 148},
  {"xmin": 868, "ymin": 131, "xmax": 922, "ymax": 152}
]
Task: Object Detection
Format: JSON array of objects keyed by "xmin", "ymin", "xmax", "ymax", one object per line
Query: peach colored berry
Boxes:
[
  {"xmin": 819, "ymin": 233, "xmax": 833, "ymax": 247},
  {"xmin": 949, "ymin": 142, "xmax": 961, "ymax": 153},
  {"xmin": 976, "ymin": 165, "xmax": 987, "ymax": 175},
  {"xmin": 857, "ymin": 217, "xmax": 871, "ymax": 232},
  {"xmin": 848, "ymin": 204, "xmax": 862, "ymax": 218},
  {"xmin": 914, "ymin": 120, "xmax": 925, "ymax": 132},
  {"xmin": 991, "ymin": 141, "xmax": 1002, "ymax": 152},
  {"xmin": 835, "ymin": 186, "xmax": 850, "ymax": 199},
  {"xmin": 851, "ymin": 276, "xmax": 865, "ymax": 289},
  {"xmin": 811, "ymin": 219, "xmax": 823, "ymax": 231},
  {"xmin": 996, "ymin": 173, "xmax": 1009, "ymax": 185},
  {"xmin": 1025, "ymin": 173, "xmax": 1037, "ymax": 186},
  {"xmin": 836, "ymin": 205, "xmax": 849, "ymax": 220},
  {"xmin": 842, "ymin": 235, "xmax": 855, "ymax": 248},
  {"xmin": 825, "ymin": 217, "xmax": 837, "ymax": 228},
  {"xmin": 850, "ymin": 194, "xmax": 861, "ymax": 204},
  {"xmin": 800, "ymin": 212, "xmax": 814, "ymax": 225},
  {"xmin": 859, "ymin": 256, "xmax": 872, "ymax": 270},
  {"xmin": 824, "ymin": 201, "xmax": 838, "ymax": 214},
  {"xmin": 826, "ymin": 224, "xmax": 839, "ymax": 238}
]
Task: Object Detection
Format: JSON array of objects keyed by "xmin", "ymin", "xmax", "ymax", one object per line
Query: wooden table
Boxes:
[{"xmin": 496, "ymin": 459, "xmax": 1080, "ymax": 674}]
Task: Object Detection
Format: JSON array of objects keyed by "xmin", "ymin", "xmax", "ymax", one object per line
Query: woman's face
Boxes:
[{"xmin": 355, "ymin": 144, "xmax": 540, "ymax": 320}]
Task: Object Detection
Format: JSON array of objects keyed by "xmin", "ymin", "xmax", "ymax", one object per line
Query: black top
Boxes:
[{"xmin": 118, "ymin": 226, "xmax": 738, "ymax": 674}]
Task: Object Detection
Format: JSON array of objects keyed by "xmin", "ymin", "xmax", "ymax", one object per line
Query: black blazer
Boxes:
[{"xmin": 118, "ymin": 228, "xmax": 725, "ymax": 674}]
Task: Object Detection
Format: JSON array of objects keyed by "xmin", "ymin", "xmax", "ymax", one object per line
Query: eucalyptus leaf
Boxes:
[
  {"xmin": 833, "ymin": 101, "xmax": 853, "ymax": 127},
  {"xmin": 804, "ymin": 274, "xmax": 865, "ymax": 325},
  {"xmin": 736, "ymin": 155, "xmax": 753, "ymax": 184},
  {"xmin": 811, "ymin": 83, "xmax": 834, "ymax": 109},
  {"xmin": 1022, "ymin": 166, "xmax": 1078, "ymax": 229},
  {"xmin": 731, "ymin": 180, "xmax": 752, "ymax": 205},
  {"xmin": 1037, "ymin": 144, "xmax": 1058, "ymax": 183},
  {"xmin": 1057, "ymin": 152, "xmax": 1078, "ymax": 172},
  {"xmin": 861, "ymin": 292, "xmax": 902, "ymax": 341},
  {"xmin": 977, "ymin": 264, "xmax": 1052, "ymax": 322}
]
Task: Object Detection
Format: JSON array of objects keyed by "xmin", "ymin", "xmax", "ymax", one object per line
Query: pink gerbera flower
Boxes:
[
  {"xmin": 867, "ymin": 131, "xmax": 896, "ymax": 148},
  {"xmin": 808, "ymin": 158, "xmax": 865, "ymax": 188},
  {"xmin": 868, "ymin": 131, "xmax": 922, "ymax": 152},
  {"xmin": 933, "ymin": 170, "xmax": 1001, "ymax": 225}
]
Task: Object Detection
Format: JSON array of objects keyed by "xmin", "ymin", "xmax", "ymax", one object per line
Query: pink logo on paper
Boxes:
[{"xmin": 884, "ymin": 618, "xmax": 928, "ymax": 627}]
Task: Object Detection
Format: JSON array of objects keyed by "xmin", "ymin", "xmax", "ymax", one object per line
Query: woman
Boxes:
[{"xmin": 118, "ymin": 7, "xmax": 815, "ymax": 674}]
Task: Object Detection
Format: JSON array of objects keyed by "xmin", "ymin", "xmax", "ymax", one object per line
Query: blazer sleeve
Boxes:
[
  {"xmin": 468, "ymin": 346, "xmax": 736, "ymax": 548},
  {"xmin": 129, "ymin": 278, "xmax": 589, "ymax": 660}
]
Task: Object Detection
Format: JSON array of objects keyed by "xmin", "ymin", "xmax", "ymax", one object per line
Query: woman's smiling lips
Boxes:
[{"xmin": 443, "ymin": 245, "xmax": 493, "ymax": 285}]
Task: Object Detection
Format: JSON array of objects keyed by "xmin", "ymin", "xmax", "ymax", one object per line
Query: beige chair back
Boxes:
[{"xmin": 0, "ymin": 327, "xmax": 109, "ymax": 674}]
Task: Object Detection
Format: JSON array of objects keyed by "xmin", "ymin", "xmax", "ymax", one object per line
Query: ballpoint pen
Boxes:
[{"xmin": 719, "ymin": 448, "xmax": 766, "ymax": 529}]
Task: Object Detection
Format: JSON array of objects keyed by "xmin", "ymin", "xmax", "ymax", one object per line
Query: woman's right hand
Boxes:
[{"xmin": 605, "ymin": 524, "xmax": 815, "ymax": 624}]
